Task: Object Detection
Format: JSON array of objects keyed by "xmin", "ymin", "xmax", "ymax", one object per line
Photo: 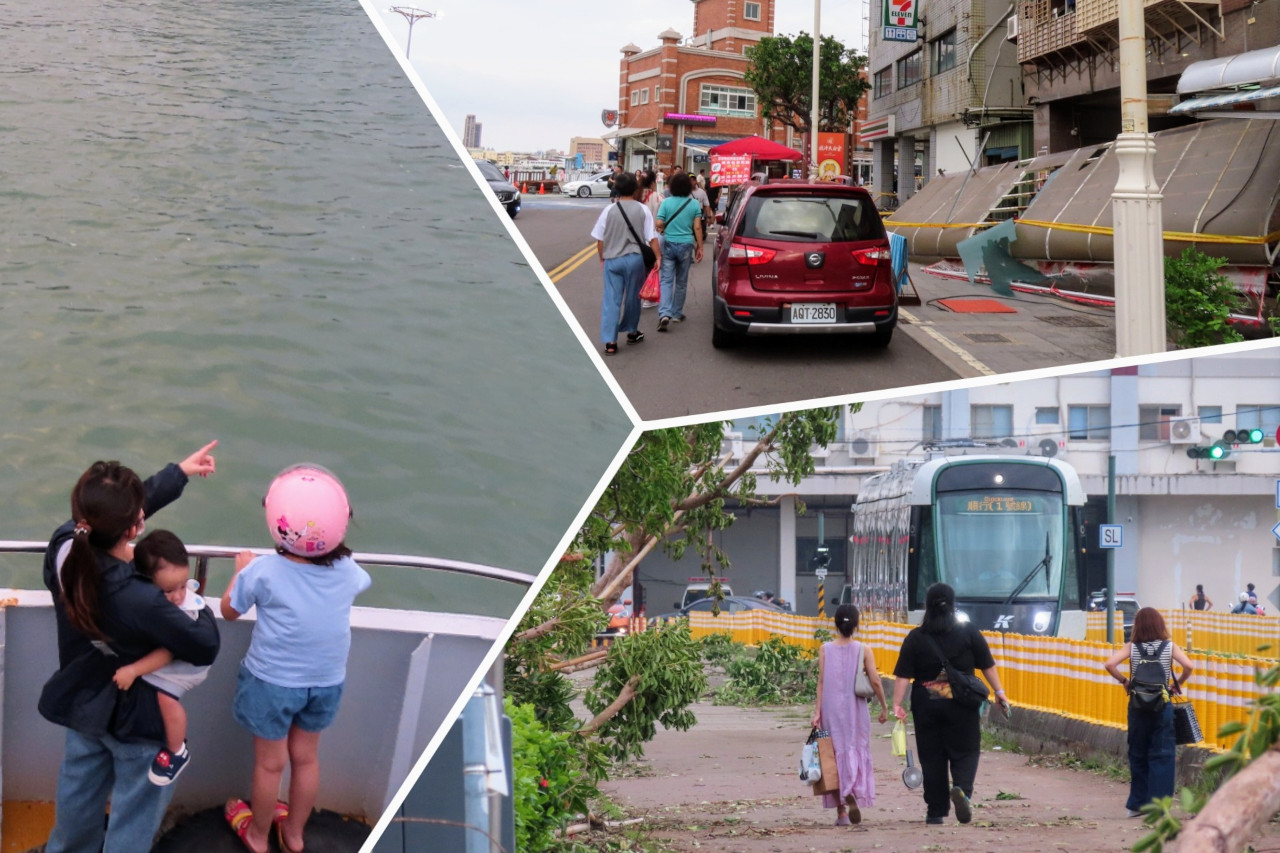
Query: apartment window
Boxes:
[
  {"xmin": 1138, "ymin": 405, "xmax": 1181, "ymax": 440},
  {"xmin": 1035, "ymin": 407, "xmax": 1060, "ymax": 424},
  {"xmin": 897, "ymin": 51, "xmax": 922, "ymax": 89},
  {"xmin": 923, "ymin": 405, "xmax": 943, "ymax": 442},
  {"xmin": 1197, "ymin": 406, "xmax": 1222, "ymax": 425},
  {"xmin": 640, "ymin": 88, "xmax": 650, "ymax": 105},
  {"xmin": 700, "ymin": 83, "xmax": 758, "ymax": 116},
  {"xmin": 932, "ymin": 29, "xmax": 957, "ymax": 75},
  {"xmin": 1068, "ymin": 405, "xmax": 1110, "ymax": 440},
  {"xmin": 744, "ymin": 1, "xmax": 762, "ymax": 20},
  {"xmin": 630, "ymin": 89, "xmax": 640, "ymax": 106},
  {"xmin": 1237, "ymin": 405, "xmax": 1280, "ymax": 435},
  {"xmin": 873, "ymin": 68, "xmax": 892, "ymax": 99},
  {"xmin": 971, "ymin": 405, "xmax": 1013, "ymax": 439}
]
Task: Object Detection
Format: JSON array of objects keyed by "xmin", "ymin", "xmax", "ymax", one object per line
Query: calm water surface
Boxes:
[{"xmin": 0, "ymin": 0, "xmax": 630, "ymax": 615}]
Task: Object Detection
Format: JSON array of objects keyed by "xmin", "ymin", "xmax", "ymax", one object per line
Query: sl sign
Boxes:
[
  {"xmin": 883, "ymin": 0, "xmax": 917, "ymax": 40},
  {"xmin": 1099, "ymin": 524, "xmax": 1123, "ymax": 549}
]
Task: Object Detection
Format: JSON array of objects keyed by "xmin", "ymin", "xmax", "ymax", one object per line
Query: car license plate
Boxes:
[{"xmin": 790, "ymin": 303, "xmax": 837, "ymax": 323}]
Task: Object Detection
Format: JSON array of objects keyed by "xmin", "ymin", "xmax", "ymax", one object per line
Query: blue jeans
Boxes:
[
  {"xmin": 233, "ymin": 664, "xmax": 345, "ymax": 740},
  {"xmin": 1127, "ymin": 703, "xmax": 1175, "ymax": 811},
  {"xmin": 600, "ymin": 253, "xmax": 644, "ymax": 344},
  {"xmin": 45, "ymin": 728, "xmax": 176, "ymax": 853},
  {"xmin": 658, "ymin": 240, "xmax": 695, "ymax": 320}
]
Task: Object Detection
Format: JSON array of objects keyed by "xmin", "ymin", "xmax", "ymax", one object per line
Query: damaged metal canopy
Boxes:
[{"xmin": 888, "ymin": 119, "xmax": 1280, "ymax": 268}]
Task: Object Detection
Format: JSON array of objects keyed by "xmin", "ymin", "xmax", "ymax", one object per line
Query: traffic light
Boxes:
[{"xmin": 1187, "ymin": 442, "xmax": 1230, "ymax": 459}]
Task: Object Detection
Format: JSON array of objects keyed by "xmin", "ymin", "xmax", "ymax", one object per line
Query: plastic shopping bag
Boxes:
[
  {"xmin": 891, "ymin": 719, "xmax": 908, "ymax": 757},
  {"xmin": 799, "ymin": 730, "xmax": 823, "ymax": 785},
  {"xmin": 639, "ymin": 266, "xmax": 661, "ymax": 302}
]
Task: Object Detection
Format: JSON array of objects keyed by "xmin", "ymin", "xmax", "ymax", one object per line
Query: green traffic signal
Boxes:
[
  {"xmin": 1209, "ymin": 443, "xmax": 1228, "ymax": 459},
  {"xmin": 1247, "ymin": 428, "xmax": 1264, "ymax": 443}
]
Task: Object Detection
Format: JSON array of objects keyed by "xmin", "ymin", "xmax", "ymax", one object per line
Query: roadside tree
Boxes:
[{"xmin": 744, "ymin": 33, "xmax": 869, "ymax": 136}]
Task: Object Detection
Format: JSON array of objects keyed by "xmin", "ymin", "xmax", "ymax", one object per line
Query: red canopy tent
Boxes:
[{"xmin": 707, "ymin": 135, "xmax": 804, "ymax": 160}]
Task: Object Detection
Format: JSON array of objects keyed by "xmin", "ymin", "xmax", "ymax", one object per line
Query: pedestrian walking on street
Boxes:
[
  {"xmin": 892, "ymin": 583, "xmax": 1011, "ymax": 825},
  {"xmin": 638, "ymin": 170, "xmax": 664, "ymax": 309},
  {"xmin": 589, "ymin": 172, "xmax": 658, "ymax": 356},
  {"xmin": 654, "ymin": 172, "xmax": 703, "ymax": 331},
  {"xmin": 1188, "ymin": 584, "xmax": 1213, "ymax": 611},
  {"xmin": 811, "ymin": 604, "xmax": 888, "ymax": 826},
  {"xmin": 1103, "ymin": 607, "xmax": 1193, "ymax": 817}
]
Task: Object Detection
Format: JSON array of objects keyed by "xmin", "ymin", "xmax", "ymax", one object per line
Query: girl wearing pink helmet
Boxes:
[{"xmin": 220, "ymin": 465, "xmax": 371, "ymax": 853}]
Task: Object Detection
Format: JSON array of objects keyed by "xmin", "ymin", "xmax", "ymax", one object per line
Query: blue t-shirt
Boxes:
[
  {"xmin": 230, "ymin": 552, "xmax": 372, "ymax": 688},
  {"xmin": 656, "ymin": 195, "xmax": 702, "ymax": 244}
]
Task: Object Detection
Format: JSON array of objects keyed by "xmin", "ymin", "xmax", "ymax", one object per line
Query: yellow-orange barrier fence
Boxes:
[
  {"xmin": 1159, "ymin": 609, "xmax": 1280, "ymax": 659},
  {"xmin": 1085, "ymin": 610, "xmax": 1125, "ymax": 643},
  {"xmin": 689, "ymin": 611, "xmax": 1274, "ymax": 751}
]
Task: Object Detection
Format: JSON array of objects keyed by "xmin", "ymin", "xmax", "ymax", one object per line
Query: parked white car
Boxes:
[{"xmin": 561, "ymin": 172, "xmax": 613, "ymax": 198}]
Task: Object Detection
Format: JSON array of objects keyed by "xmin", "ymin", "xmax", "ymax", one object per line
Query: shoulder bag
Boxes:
[
  {"xmin": 852, "ymin": 641, "xmax": 875, "ymax": 699},
  {"xmin": 616, "ymin": 204, "xmax": 657, "ymax": 272},
  {"xmin": 922, "ymin": 630, "xmax": 990, "ymax": 710}
]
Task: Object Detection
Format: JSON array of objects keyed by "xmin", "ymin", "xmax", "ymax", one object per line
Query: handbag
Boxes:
[
  {"xmin": 853, "ymin": 641, "xmax": 875, "ymax": 699},
  {"xmin": 811, "ymin": 728, "xmax": 840, "ymax": 795},
  {"xmin": 1172, "ymin": 696, "xmax": 1203, "ymax": 745},
  {"xmin": 616, "ymin": 204, "xmax": 657, "ymax": 272},
  {"xmin": 891, "ymin": 719, "xmax": 908, "ymax": 757},
  {"xmin": 639, "ymin": 266, "xmax": 661, "ymax": 302},
  {"xmin": 799, "ymin": 728, "xmax": 823, "ymax": 784},
  {"xmin": 923, "ymin": 631, "xmax": 990, "ymax": 710}
]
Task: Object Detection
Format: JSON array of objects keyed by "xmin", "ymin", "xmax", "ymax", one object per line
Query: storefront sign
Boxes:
[
  {"xmin": 883, "ymin": 26, "xmax": 918, "ymax": 41},
  {"xmin": 884, "ymin": 0, "xmax": 916, "ymax": 28},
  {"xmin": 664, "ymin": 112, "xmax": 718, "ymax": 126},
  {"xmin": 710, "ymin": 154, "xmax": 753, "ymax": 187},
  {"xmin": 601, "ymin": 109, "xmax": 619, "ymax": 128},
  {"xmin": 860, "ymin": 114, "xmax": 896, "ymax": 142},
  {"xmin": 817, "ymin": 132, "xmax": 846, "ymax": 180}
]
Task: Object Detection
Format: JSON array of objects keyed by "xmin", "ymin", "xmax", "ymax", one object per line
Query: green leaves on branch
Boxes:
[
  {"xmin": 744, "ymin": 33, "xmax": 869, "ymax": 134},
  {"xmin": 712, "ymin": 636, "xmax": 818, "ymax": 706},
  {"xmin": 507, "ymin": 699, "xmax": 604, "ymax": 853},
  {"xmin": 583, "ymin": 622, "xmax": 709, "ymax": 762}
]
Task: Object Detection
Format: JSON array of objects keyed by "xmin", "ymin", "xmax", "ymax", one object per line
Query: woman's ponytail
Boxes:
[{"xmin": 60, "ymin": 462, "xmax": 145, "ymax": 642}]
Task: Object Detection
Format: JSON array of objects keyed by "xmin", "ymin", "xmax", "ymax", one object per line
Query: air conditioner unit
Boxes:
[
  {"xmin": 1006, "ymin": 16, "xmax": 1019, "ymax": 39},
  {"xmin": 1169, "ymin": 418, "xmax": 1202, "ymax": 444},
  {"xmin": 848, "ymin": 429, "xmax": 880, "ymax": 460},
  {"xmin": 1027, "ymin": 423, "xmax": 1065, "ymax": 457},
  {"xmin": 724, "ymin": 431, "xmax": 744, "ymax": 461}
]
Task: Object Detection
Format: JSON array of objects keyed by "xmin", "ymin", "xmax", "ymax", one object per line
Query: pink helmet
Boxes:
[{"xmin": 264, "ymin": 464, "xmax": 351, "ymax": 557}]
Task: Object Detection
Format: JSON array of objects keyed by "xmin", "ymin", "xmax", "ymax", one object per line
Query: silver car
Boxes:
[{"xmin": 561, "ymin": 171, "xmax": 614, "ymax": 198}]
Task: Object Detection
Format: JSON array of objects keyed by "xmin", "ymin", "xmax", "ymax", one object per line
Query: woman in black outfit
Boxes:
[
  {"xmin": 41, "ymin": 444, "xmax": 221, "ymax": 853},
  {"xmin": 892, "ymin": 583, "xmax": 1011, "ymax": 825}
]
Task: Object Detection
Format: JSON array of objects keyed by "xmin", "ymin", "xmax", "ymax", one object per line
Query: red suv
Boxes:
[{"xmin": 711, "ymin": 180, "xmax": 896, "ymax": 348}]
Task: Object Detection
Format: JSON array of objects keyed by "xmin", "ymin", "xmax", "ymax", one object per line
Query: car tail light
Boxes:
[
  {"xmin": 852, "ymin": 246, "xmax": 892, "ymax": 266},
  {"xmin": 728, "ymin": 242, "xmax": 777, "ymax": 265}
]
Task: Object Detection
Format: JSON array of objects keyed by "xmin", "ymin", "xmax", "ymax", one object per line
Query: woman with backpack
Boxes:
[{"xmin": 1103, "ymin": 607, "xmax": 1194, "ymax": 817}]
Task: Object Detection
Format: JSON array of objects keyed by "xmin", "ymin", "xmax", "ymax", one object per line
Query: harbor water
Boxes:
[{"xmin": 0, "ymin": 0, "xmax": 630, "ymax": 615}]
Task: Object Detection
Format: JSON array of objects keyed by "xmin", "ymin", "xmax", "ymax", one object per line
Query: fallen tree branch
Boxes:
[
  {"xmin": 513, "ymin": 616, "xmax": 560, "ymax": 642},
  {"xmin": 579, "ymin": 674, "xmax": 642, "ymax": 735},
  {"xmin": 549, "ymin": 649, "xmax": 609, "ymax": 672},
  {"xmin": 1172, "ymin": 746, "xmax": 1280, "ymax": 853}
]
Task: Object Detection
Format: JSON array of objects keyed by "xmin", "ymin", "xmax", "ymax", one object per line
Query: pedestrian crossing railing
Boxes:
[{"xmin": 689, "ymin": 610, "xmax": 1274, "ymax": 751}]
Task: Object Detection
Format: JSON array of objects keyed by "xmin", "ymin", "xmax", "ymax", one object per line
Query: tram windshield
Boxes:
[{"xmin": 934, "ymin": 491, "xmax": 1064, "ymax": 601}]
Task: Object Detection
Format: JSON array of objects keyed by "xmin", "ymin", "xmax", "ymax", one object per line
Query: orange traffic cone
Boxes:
[
  {"xmin": 539, "ymin": 183, "xmax": 545, "ymax": 195},
  {"xmin": 521, "ymin": 182, "xmax": 527, "ymax": 193}
]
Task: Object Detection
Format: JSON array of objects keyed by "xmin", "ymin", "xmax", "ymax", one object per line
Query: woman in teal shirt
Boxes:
[{"xmin": 655, "ymin": 172, "xmax": 703, "ymax": 331}]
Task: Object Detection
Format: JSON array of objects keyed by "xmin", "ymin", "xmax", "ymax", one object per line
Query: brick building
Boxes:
[{"xmin": 607, "ymin": 0, "xmax": 792, "ymax": 174}]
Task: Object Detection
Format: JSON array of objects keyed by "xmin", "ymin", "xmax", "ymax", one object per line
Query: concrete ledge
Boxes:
[{"xmin": 984, "ymin": 704, "xmax": 1217, "ymax": 787}]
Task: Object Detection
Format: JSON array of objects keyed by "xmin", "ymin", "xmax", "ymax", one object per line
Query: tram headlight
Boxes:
[
  {"xmin": 1033, "ymin": 611, "xmax": 1052, "ymax": 633},
  {"xmin": 955, "ymin": 611, "xmax": 970, "ymax": 623},
  {"xmin": 993, "ymin": 474, "xmax": 1005, "ymax": 485}
]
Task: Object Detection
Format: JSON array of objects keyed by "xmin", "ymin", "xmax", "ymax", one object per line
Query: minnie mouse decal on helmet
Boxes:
[{"xmin": 264, "ymin": 464, "xmax": 351, "ymax": 557}]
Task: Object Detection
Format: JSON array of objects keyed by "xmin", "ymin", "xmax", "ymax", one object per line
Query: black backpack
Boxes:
[{"xmin": 1129, "ymin": 640, "xmax": 1170, "ymax": 712}]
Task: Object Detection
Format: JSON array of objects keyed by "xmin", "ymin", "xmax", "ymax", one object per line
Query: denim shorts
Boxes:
[{"xmin": 232, "ymin": 665, "xmax": 344, "ymax": 741}]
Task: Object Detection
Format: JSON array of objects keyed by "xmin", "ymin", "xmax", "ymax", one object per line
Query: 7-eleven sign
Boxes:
[{"xmin": 883, "ymin": 0, "xmax": 917, "ymax": 28}]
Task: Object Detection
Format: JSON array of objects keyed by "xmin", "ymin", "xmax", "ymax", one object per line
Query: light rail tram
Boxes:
[{"xmin": 847, "ymin": 453, "xmax": 1090, "ymax": 638}]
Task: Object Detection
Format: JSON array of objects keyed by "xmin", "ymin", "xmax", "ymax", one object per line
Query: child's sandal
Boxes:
[{"xmin": 225, "ymin": 798, "xmax": 262, "ymax": 852}]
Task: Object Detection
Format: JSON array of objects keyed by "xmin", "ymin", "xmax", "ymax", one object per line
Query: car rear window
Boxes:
[{"xmin": 740, "ymin": 194, "xmax": 882, "ymax": 243}]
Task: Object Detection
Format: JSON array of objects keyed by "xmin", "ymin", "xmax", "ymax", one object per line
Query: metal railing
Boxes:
[{"xmin": 0, "ymin": 540, "xmax": 535, "ymax": 589}]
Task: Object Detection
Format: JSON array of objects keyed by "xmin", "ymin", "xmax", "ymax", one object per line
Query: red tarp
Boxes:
[{"xmin": 707, "ymin": 135, "xmax": 804, "ymax": 160}]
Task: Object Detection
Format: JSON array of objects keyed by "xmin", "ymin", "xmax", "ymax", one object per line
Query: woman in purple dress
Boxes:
[{"xmin": 811, "ymin": 604, "xmax": 889, "ymax": 825}]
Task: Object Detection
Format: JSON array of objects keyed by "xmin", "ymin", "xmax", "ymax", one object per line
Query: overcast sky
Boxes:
[{"xmin": 371, "ymin": 0, "xmax": 868, "ymax": 152}]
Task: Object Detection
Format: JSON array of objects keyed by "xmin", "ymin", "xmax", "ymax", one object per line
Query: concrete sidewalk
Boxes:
[{"xmin": 895, "ymin": 261, "xmax": 1117, "ymax": 379}]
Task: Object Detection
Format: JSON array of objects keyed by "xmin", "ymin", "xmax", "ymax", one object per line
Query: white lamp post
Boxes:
[
  {"xmin": 389, "ymin": 6, "xmax": 439, "ymax": 59},
  {"xmin": 1111, "ymin": 0, "xmax": 1165, "ymax": 356},
  {"xmin": 810, "ymin": 0, "xmax": 822, "ymax": 181}
]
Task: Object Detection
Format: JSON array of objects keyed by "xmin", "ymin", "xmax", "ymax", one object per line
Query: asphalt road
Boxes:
[{"xmin": 516, "ymin": 194, "xmax": 1116, "ymax": 421}]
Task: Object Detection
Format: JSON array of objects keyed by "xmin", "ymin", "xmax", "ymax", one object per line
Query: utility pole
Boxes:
[
  {"xmin": 810, "ymin": 0, "xmax": 822, "ymax": 182},
  {"xmin": 1111, "ymin": 0, "xmax": 1165, "ymax": 357}
]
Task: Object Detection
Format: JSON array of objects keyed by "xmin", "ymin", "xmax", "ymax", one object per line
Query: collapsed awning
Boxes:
[
  {"xmin": 1170, "ymin": 82, "xmax": 1280, "ymax": 114},
  {"xmin": 1177, "ymin": 44, "xmax": 1280, "ymax": 93},
  {"xmin": 601, "ymin": 126, "xmax": 656, "ymax": 140}
]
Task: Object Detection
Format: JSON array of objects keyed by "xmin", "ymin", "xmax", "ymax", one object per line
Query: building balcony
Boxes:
[{"xmin": 1016, "ymin": 0, "xmax": 1222, "ymax": 64}]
